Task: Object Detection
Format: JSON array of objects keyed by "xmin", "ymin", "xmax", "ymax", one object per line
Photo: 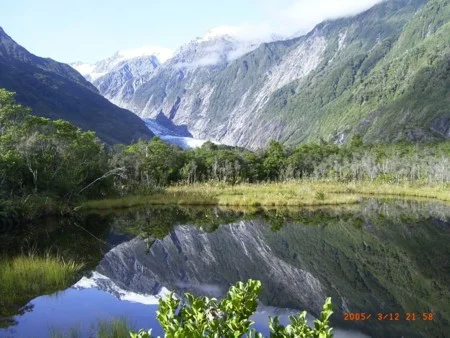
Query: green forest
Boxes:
[{"xmin": 1, "ymin": 88, "xmax": 449, "ymax": 222}]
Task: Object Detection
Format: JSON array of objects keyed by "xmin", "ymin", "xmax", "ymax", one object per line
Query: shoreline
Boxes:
[{"xmin": 80, "ymin": 181, "xmax": 450, "ymax": 210}]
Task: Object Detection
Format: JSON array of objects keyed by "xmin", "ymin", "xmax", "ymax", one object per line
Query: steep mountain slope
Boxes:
[
  {"xmin": 129, "ymin": 33, "xmax": 282, "ymax": 142},
  {"xmin": 263, "ymin": 0, "xmax": 450, "ymax": 145},
  {"xmin": 125, "ymin": 0, "xmax": 448, "ymax": 148},
  {"xmin": 86, "ymin": 31, "xmax": 274, "ymax": 120},
  {"xmin": 0, "ymin": 27, "xmax": 153, "ymax": 144},
  {"xmin": 71, "ymin": 46, "xmax": 174, "ymax": 82},
  {"xmin": 93, "ymin": 55, "xmax": 160, "ymax": 108}
]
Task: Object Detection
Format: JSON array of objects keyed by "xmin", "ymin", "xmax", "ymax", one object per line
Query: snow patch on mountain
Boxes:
[
  {"xmin": 71, "ymin": 45, "xmax": 173, "ymax": 82},
  {"xmin": 74, "ymin": 271, "xmax": 171, "ymax": 305},
  {"xmin": 70, "ymin": 62, "xmax": 106, "ymax": 81}
]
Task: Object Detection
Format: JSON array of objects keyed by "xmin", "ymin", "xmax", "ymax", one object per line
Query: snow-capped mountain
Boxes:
[
  {"xmin": 92, "ymin": 56, "xmax": 160, "ymax": 108},
  {"xmin": 169, "ymin": 27, "xmax": 278, "ymax": 71},
  {"xmin": 71, "ymin": 29, "xmax": 276, "ymax": 148},
  {"xmin": 74, "ymin": 271, "xmax": 171, "ymax": 305},
  {"xmin": 71, "ymin": 46, "xmax": 174, "ymax": 109},
  {"xmin": 71, "ymin": 26, "xmax": 279, "ymax": 115},
  {"xmin": 72, "ymin": 29, "xmax": 275, "ymax": 114},
  {"xmin": 71, "ymin": 46, "xmax": 174, "ymax": 82},
  {"xmin": 128, "ymin": 26, "xmax": 327, "ymax": 147},
  {"xmin": 69, "ymin": 0, "xmax": 449, "ymax": 149}
]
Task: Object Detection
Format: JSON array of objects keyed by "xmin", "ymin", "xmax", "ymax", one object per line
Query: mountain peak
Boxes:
[
  {"xmin": 117, "ymin": 46, "xmax": 174, "ymax": 63},
  {"xmin": 201, "ymin": 26, "xmax": 242, "ymax": 41},
  {"xmin": 71, "ymin": 46, "xmax": 170, "ymax": 82}
]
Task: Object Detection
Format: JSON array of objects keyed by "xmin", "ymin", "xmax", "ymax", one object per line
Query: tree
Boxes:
[
  {"xmin": 263, "ymin": 141, "xmax": 286, "ymax": 181},
  {"xmin": 349, "ymin": 134, "xmax": 364, "ymax": 149},
  {"xmin": 112, "ymin": 138, "xmax": 183, "ymax": 193},
  {"xmin": 0, "ymin": 89, "xmax": 109, "ymax": 200}
]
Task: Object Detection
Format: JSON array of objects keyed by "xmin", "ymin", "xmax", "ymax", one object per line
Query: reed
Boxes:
[
  {"xmin": 81, "ymin": 180, "xmax": 449, "ymax": 210},
  {"xmin": 0, "ymin": 253, "xmax": 83, "ymax": 321}
]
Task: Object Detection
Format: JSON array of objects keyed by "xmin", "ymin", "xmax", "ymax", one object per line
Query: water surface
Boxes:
[{"xmin": 1, "ymin": 199, "xmax": 449, "ymax": 337}]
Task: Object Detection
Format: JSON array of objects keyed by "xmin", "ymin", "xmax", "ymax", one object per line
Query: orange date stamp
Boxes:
[{"xmin": 343, "ymin": 312, "xmax": 434, "ymax": 321}]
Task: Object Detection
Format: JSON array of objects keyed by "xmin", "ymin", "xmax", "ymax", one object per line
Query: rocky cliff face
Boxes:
[
  {"xmin": 93, "ymin": 55, "xmax": 160, "ymax": 108},
  {"xmin": 75, "ymin": 0, "xmax": 449, "ymax": 148}
]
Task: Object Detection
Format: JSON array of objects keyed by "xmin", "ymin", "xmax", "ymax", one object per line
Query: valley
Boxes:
[{"xmin": 0, "ymin": 0, "xmax": 449, "ymax": 337}]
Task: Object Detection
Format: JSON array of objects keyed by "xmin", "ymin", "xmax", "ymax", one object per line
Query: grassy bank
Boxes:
[
  {"xmin": 0, "ymin": 254, "xmax": 83, "ymax": 326},
  {"xmin": 81, "ymin": 180, "xmax": 450, "ymax": 210}
]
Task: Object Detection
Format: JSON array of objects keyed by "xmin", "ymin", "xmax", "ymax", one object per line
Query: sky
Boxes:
[{"xmin": 0, "ymin": 0, "xmax": 384, "ymax": 63}]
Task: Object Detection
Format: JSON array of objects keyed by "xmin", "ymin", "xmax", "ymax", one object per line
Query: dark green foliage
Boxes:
[
  {"xmin": 273, "ymin": 0, "xmax": 450, "ymax": 144},
  {"xmin": 108, "ymin": 134, "xmax": 449, "ymax": 190},
  {"xmin": 0, "ymin": 89, "xmax": 111, "ymax": 218},
  {"xmin": 263, "ymin": 141, "xmax": 286, "ymax": 180},
  {"xmin": 110, "ymin": 138, "xmax": 184, "ymax": 194},
  {"xmin": 0, "ymin": 27, "xmax": 153, "ymax": 145}
]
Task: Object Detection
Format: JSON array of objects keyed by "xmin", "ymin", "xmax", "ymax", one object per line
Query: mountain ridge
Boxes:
[
  {"xmin": 68, "ymin": 0, "xmax": 449, "ymax": 149},
  {"xmin": 0, "ymin": 27, "xmax": 153, "ymax": 144}
]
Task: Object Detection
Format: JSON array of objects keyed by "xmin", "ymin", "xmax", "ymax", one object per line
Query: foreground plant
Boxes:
[{"xmin": 130, "ymin": 280, "xmax": 333, "ymax": 338}]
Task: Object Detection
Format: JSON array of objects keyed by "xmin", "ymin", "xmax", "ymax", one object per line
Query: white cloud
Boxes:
[
  {"xmin": 193, "ymin": 54, "xmax": 223, "ymax": 67},
  {"xmin": 281, "ymin": 0, "xmax": 386, "ymax": 35},
  {"xmin": 174, "ymin": 0, "xmax": 385, "ymax": 69},
  {"xmin": 118, "ymin": 46, "xmax": 175, "ymax": 63},
  {"xmin": 226, "ymin": 0, "xmax": 385, "ymax": 41},
  {"xmin": 201, "ymin": 23, "xmax": 276, "ymax": 43}
]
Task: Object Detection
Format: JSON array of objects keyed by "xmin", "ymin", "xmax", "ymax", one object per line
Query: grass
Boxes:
[
  {"xmin": 96, "ymin": 318, "xmax": 134, "ymax": 338},
  {"xmin": 0, "ymin": 253, "xmax": 84, "ymax": 326},
  {"xmin": 49, "ymin": 326, "xmax": 82, "ymax": 338},
  {"xmin": 48, "ymin": 318, "xmax": 134, "ymax": 338},
  {"xmin": 80, "ymin": 180, "xmax": 450, "ymax": 210}
]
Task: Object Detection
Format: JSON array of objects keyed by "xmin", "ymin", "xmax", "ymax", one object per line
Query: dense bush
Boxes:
[
  {"xmin": 0, "ymin": 89, "xmax": 109, "ymax": 201},
  {"xmin": 111, "ymin": 136, "xmax": 450, "ymax": 189}
]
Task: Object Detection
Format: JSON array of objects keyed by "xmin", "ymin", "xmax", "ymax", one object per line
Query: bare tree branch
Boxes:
[{"xmin": 78, "ymin": 167, "xmax": 125, "ymax": 195}]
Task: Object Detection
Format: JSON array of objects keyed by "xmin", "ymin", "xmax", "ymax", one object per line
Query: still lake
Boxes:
[{"xmin": 1, "ymin": 199, "xmax": 449, "ymax": 337}]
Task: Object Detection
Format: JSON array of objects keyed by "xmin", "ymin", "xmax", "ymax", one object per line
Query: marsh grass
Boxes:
[
  {"xmin": 81, "ymin": 180, "xmax": 450, "ymax": 210},
  {"xmin": 49, "ymin": 325, "xmax": 82, "ymax": 338},
  {"xmin": 96, "ymin": 318, "xmax": 134, "ymax": 338},
  {"xmin": 48, "ymin": 318, "xmax": 133, "ymax": 338},
  {"xmin": 0, "ymin": 253, "xmax": 83, "ymax": 323}
]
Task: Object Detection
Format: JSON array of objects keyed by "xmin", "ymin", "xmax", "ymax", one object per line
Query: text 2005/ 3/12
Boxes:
[{"xmin": 343, "ymin": 313, "xmax": 434, "ymax": 321}]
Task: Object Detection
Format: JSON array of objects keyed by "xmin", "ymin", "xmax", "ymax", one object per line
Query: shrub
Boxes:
[
  {"xmin": 130, "ymin": 280, "xmax": 333, "ymax": 338},
  {"xmin": 315, "ymin": 191, "xmax": 326, "ymax": 201}
]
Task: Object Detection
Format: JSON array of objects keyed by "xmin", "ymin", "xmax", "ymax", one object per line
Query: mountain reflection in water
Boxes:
[{"xmin": 1, "ymin": 199, "xmax": 449, "ymax": 338}]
